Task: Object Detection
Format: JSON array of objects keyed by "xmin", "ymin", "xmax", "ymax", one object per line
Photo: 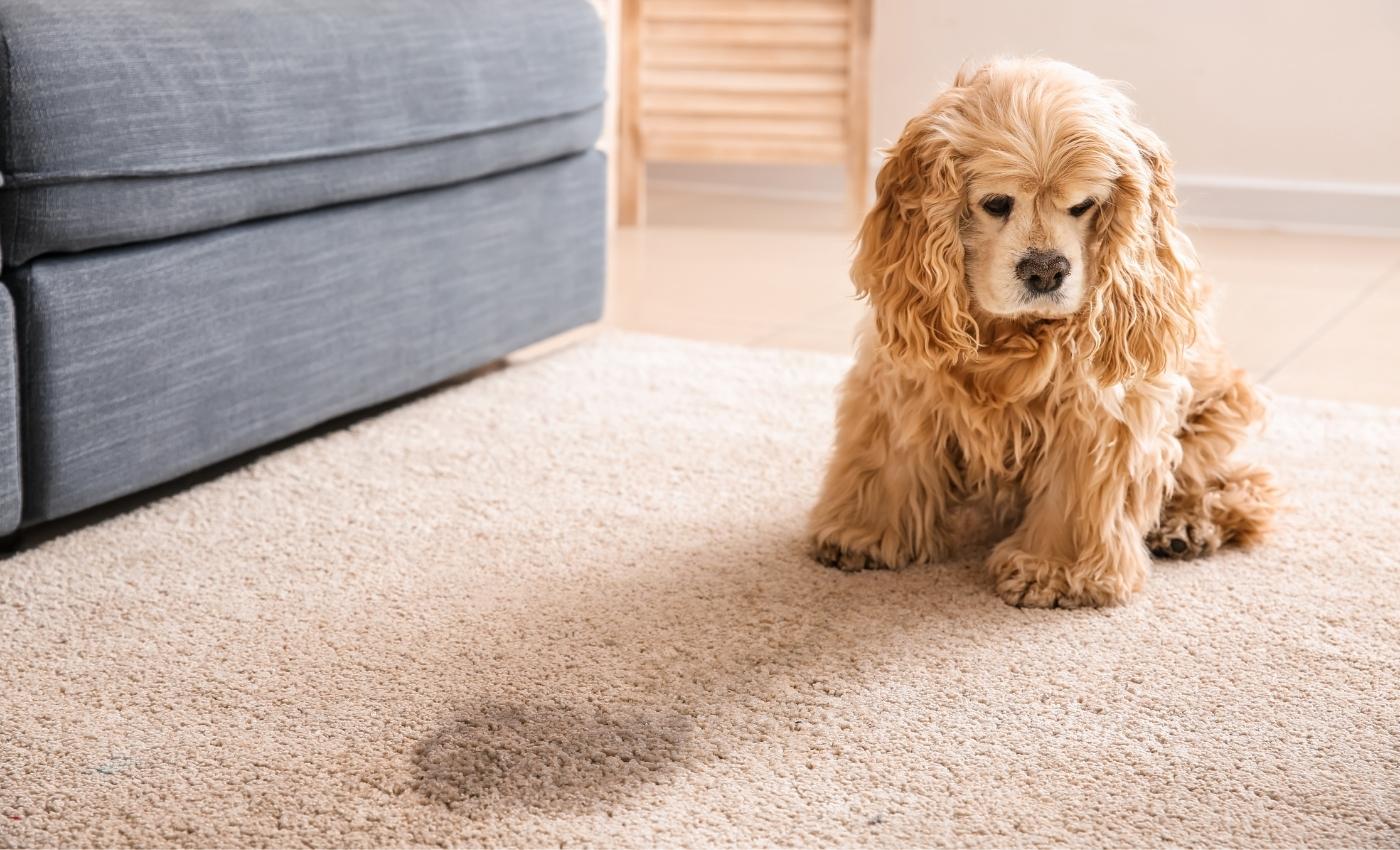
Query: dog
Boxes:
[{"xmin": 809, "ymin": 58, "xmax": 1279, "ymax": 608}]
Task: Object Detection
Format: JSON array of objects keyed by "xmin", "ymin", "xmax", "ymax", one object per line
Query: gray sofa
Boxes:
[{"xmin": 0, "ymin": 0, "xmax": 607, "ymax": 536}]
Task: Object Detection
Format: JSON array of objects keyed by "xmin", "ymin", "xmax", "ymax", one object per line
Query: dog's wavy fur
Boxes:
[{"xmin": 809, "ymin": 58, "xmax": 1279, "ymax": 607}]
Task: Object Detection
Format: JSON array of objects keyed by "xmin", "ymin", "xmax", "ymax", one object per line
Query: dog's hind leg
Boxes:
[
  {"xmin": 1148, "ymin": 367, "xmax": 1280, "ymax": 559},
  {"xmin": 1149, "ymin": 461, "xmax": 1279, "ymax": 559}
]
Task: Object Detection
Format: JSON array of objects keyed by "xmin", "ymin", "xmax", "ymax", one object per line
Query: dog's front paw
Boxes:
[
  {"xmin": 991, "ymin": 558, "xmax": 1083, "ymax": 608},
  {"xmin": 811, "ymin": 540, "xmax": 904, "ymax": 572},
  {"xmin": 987, "ymin": 545, "xmax": 1139, "ymax": 609}
]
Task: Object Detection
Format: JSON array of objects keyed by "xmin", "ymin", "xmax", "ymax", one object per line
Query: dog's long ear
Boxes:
[
  {"xmin": 1084, "ymin": 118, "xmax": 1199, "ymax": 386},
  {"xmin": 852, "ymin": 95, "xmax": 978, "ymax": 368}
]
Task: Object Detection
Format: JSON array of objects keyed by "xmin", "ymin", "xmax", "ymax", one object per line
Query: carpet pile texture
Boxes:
[{"xmin": 2, "ymin": 333, "xmax": 1397, "ymax": 848}]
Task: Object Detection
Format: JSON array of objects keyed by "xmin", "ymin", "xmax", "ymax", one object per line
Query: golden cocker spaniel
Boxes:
[{"xmin": 810, "ymin": 58, "xmax": 1279, "ymax": 607}]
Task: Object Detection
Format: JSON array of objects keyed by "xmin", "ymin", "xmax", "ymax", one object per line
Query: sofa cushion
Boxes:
[
  {"xmin": 1, "ymin": 108, "xmax": 602, "ymax": 266},
  {"xmin": 9, "ymin": 151, "xmax": 604, "ymax": 524},
  {"xmin": 0, "ymin": 0, "xmax": 605, "ymax": 263}
]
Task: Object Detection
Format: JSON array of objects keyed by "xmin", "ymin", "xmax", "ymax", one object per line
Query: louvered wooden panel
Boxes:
[{"xmin": 617, "ymin": 0, "xmax": 871, "ymax": 226}]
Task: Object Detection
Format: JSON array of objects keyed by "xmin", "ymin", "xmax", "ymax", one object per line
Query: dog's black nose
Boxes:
[{"xmin": 1015, "ymin": 250, "xmax": 1070, "ymax": 294}]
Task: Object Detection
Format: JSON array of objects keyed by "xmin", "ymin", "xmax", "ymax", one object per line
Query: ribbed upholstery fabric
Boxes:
[
  {"xmin": 0, "ymin": 287, "xmax": 19, "ymax": 534},
  {"xmin": 10, "ymin": 151, "xmax": 605, "ymax": 523}
]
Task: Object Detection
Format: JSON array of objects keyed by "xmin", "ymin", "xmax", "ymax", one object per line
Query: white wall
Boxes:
[
  {"xmin": 873, "ymin": 0, "xmax": 1400, "ymax": 186},
  {"xmin": 651, "ymin": 0, "xmax": 1400, "ymax": 233}
]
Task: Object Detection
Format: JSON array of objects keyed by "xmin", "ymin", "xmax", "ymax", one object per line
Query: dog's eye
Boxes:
[
  {"xmin": 980, "ymin": 195, "xmax": 1013, "ymax": 217},
  {"xmin": 1069, "ymin": 198, "xmax": 1095, "ymax": 218}
]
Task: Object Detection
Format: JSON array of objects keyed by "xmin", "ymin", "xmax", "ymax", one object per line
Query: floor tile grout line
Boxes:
[{"xmin": 1258, "ymin": 256, "xmax": 1400, "ymax": 381}]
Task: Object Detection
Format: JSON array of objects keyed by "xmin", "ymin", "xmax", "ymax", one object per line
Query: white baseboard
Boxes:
[
  {"xmin": 648, "ymin": 163, "xmax": 1400, "ymax": 237},
  {"xmin": 1172, "ymin": 175, "xmax": 1400, "ymax": 237}
]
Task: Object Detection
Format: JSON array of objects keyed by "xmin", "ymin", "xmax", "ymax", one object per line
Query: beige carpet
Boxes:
[{"xmin": 2, "ymin": 332, "xmax": 1398, "ymax": 849}]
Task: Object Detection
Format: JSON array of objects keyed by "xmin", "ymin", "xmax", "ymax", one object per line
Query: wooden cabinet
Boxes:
[{"xmin": 616, "ymin": 0, "xmax": 872, "ymax": 226}]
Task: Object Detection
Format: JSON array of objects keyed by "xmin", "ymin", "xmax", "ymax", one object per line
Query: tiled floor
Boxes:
[{"xmin": 595, "ymin": 188, "xmax": 1400, "ymax": 406}]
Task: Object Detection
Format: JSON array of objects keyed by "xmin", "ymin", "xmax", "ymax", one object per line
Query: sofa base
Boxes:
[{"xmin": 6, "ymin": 151, "xmax": 605, "ymax": 525}]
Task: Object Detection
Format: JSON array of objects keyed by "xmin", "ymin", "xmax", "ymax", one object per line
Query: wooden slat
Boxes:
[
  {"xmin": 645, "ymin": 135, "xmax": 846, "ymax": 164},
  {"xmin": 649, "ymin": 140, "xmax": 844, "ymax": 163},
  {"xmin": 643, "ymin": 68, "xmax": 846, "ymax": 95},
  {"xmin": 642, "ymin": 114, "xmax": 846, "ymax": 140},
  {"xmin": 643, "ymin": 0, "xmax": 848, "ymax": 24},
  {"xmin": 644, "ymin": 20, "xmax": 848, "ymax": 47},
  {"xmin": 643, "ymin": 44, "xmax": 847, "ymax": 72},
  {"xmin": 642, "ymin": 90, "xmax": 845, "ymax": 119}
]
